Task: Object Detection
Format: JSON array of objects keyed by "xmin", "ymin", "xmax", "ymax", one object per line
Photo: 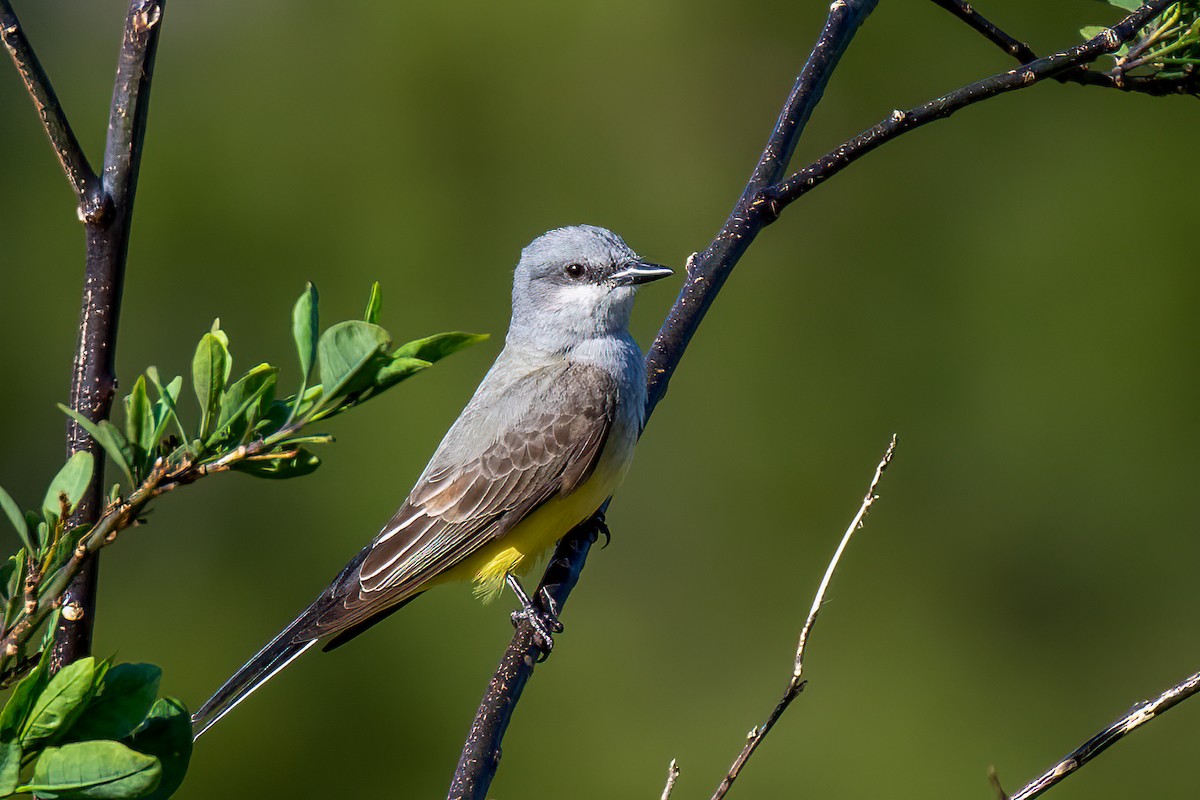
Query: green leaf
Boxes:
[
  {"xmin": 192, "ymin": 331, "xmax": 231, "ymax": 443},
  {"xmin": 145, "ymin": 370, "xmax": 187, "ymax": 449},
  {"xmin": 363, "ymin": 281, "xmax": 383, "ymax": 324},
  {"xmin": 57, "ymin": 407, "xmax": 134, "ymax": 489},
  {"xmin": 1080, "ymin": 25, "xmax": 1109, "ymax": 39},
  {"xmin": 2, "ymin": 551, "xmax": 26, "ymax": 632},
  {"xmin": 21, "ymin": 657, "xmax": 96, "ymax": 748},
  {"xmin": 0, "ymin": 557, "xmax": 14, "ymax": 607},
  {"xmin": 232, "ymin": 449, "xmax": 321, "ymax": 479},
  {"xmin": 373, "ymin": 356, "xmax": 433, "ymax": 392},
  {"xmin": 0, "ymin": 647, "xmax": 50, "ymax": 742},
  {"xmin": 23, "ymin": 741, "xmax": 160, "ymax": 799},
  {"xmin": 316, "ymin": 320, "xmax": 392, "ymax": 404},
  {"xmin": 0, "ymin": 739, "xmax": 20, "ymax": 795},
  {"xmin": 41, "ymin": 453, "xmax": 94, "ymax": 523},
  {"xmin": 392, "ymin": 331, "xmax": 489, "ymax": 363},
  {"xmin": 66, "ymin": 664, "xmax": 161, "ymax": 743},
  {"xmin": 0, "ymin": 485, "xmax": 33, "ymax": 554},
  {"xmin": 124, "ymin": 377, "xmax": 154, "ymax": 476},
  {"xmin": 293, "ymin": 283, "xmax": 320, "ymax": 386},
  {"xmin": 209, "ymin": 365, "xmax": 278, "ymax": 447},
  {"xmin": 1105, "ymin": 0, "xmax": 1141, "ymax": 10},
  {"xmin": 124, "ymin": 698, "xmax": 191, "ymax": 800}
]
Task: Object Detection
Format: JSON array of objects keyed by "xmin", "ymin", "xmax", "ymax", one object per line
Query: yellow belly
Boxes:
[{"xmin": 434, "ymin": 431, "xmax": 634, "ymax": 602}]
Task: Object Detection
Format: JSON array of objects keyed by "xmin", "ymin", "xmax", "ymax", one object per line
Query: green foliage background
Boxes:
[{"xmin": 1, "ymin": 1, "xmax": 1197, "ymax": 797}]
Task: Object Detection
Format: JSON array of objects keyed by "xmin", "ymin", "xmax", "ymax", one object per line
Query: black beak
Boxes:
[{"xmin": 609, "ymin": 261, "xmax": 675, "ymax": 286}]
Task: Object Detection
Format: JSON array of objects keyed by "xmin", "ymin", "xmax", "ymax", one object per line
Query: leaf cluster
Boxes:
[
  {"xmin": 61, "ymin": 282, "xmax": 486, "ymax": 484},
  {"xmin": 0, "ymin": 651, "xmax": 189, "ymax": 799},
  {"xmin": 1085, "ymin": 0, "xmax": 1200, "ymax": 80}
]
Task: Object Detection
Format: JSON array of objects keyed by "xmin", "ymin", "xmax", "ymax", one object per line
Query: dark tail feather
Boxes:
[{"xmin": 191, "ymin": 617, "xmax": 319, "ymax": 740}]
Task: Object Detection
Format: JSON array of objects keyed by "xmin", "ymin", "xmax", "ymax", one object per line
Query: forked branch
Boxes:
[{"xmin": 450, "ymin": 2, "xmax": 1178, "ymax": 798}]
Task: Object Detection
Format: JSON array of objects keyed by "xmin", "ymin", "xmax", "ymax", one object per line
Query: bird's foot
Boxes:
[
  {"xmin": 506, "ymin": 573, "xmax": 564, "ymax": 660},
  {"xmin": 590, "ymin": 512, "xmax": 611, "ymax": 549}
]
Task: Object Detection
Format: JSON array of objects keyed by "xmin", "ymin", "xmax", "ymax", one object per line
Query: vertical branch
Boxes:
[{"xmin": 52, "ymin": 0, "xmax": 167, "ymax": 671}]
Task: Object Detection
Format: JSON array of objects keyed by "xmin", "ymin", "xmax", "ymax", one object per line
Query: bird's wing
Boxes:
[{"xmin": 299, "ymin": 360, "xmax": 618, "ymax": 640}]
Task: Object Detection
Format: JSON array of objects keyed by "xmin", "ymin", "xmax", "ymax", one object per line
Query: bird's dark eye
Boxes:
[{"xmin": 564, "ymin": 263, "xmax": 586, "ymax": 280}]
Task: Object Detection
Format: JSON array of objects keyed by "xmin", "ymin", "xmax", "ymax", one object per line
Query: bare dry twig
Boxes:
[
  {"xmin": 708, "ymin": 435, "xmax": 896, "ymax": 800},
  {"xmin": 660, "ymin": 759, "xmax": 680, "ymax": 800}
]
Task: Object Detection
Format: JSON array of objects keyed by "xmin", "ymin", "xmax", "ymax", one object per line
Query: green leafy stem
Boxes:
[{"xmin": 0, "ymin": 283, "xmax": 486, "ymax": 683}]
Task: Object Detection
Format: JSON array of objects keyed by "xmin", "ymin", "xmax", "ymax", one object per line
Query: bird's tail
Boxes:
[{"xmin": 190, "ymin": 614, "xmax": 320, "ymax": 740}]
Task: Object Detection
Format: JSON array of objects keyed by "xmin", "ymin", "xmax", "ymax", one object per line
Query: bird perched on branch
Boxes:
[{"xmin": 191, "ymin": 225, "xmax": 673, "ymax": 738}]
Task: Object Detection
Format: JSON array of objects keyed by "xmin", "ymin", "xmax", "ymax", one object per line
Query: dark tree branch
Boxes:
[
  {"xmin": 447, "ymin": 2, "xmax": 881, "ymax": 798},
  {"xmin": 643, "ymin": 0, "xmax": 880, "ymax": 415},
  {"xmin": 51, "ymin": 0, "xmax": 167, "ymax": 672},
  {"xmin": 764, "ymin": 0, "xmax": 1172, "ymax": 212},
  {"xmin": 1003, "ymin": 668, "xmax": 1200, "ymax": 800},
  {"xmin": 450, "ymin": 2, "xmax": 1178, "ymax": 798},
  {"xmin": 933, "ymin": 0, "xmax": 1200, "ymax": 96},
  {"xmin": 0, "ymin": 0, "xmax": 103, "ymax": 221},
  {"xmin": 929, "ymin": 0, "xmax": 1037, "ymax": 63},
  {"xmin": 447, "ymin": 515, "xmax": 605, "ymax": 800}
]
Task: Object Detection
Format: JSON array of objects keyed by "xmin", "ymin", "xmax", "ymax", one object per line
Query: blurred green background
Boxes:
[{"xmin": 2, "ymin": 1, "xmax": 1198, "ymax": 797}]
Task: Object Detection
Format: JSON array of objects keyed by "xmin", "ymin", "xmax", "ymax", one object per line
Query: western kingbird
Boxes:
[{"xmin": 191, "ymin": 225, "xmax": 673, "ymax": 737}]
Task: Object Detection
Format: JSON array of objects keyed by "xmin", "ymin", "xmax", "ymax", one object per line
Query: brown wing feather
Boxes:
[{"xmin": 299, "ymin": 362, "xmax": 617, "ymax": 640}]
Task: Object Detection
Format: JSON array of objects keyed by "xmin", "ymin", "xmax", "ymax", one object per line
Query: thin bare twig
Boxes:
[
  {"xmin": 709, "ymin": 435, "xmax": 896, "ymax": 800},
  {"xmin": 1004, "ymin": 669, "xmax": 1200, "ymax": 800},
  {"xmin": 659, "ymin": 759, "xmax": 680, "ymax": 800},
  {"xmin": 0, "ymin": 0, "xmax": 103, "ymax": 220}
]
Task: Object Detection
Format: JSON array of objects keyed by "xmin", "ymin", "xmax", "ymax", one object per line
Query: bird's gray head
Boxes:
[{"xmin": 508, "ymin": 225, "xmax": 673, "ymax": 351}]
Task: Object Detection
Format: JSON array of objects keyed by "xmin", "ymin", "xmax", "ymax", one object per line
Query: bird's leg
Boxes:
[{"xmin": 506, "ymin": 573, "xmax": 564, "ymax": 658}]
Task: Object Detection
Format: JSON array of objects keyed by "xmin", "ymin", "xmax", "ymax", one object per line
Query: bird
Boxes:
[{"xmin": 190, "ymin": 225, "xmax": 674, "ymax": 738}]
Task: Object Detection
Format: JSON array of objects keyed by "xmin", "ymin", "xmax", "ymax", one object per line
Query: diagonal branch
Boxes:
[
  {"xmin": 1002, "ymin": 669, "xmax": 1200, "ymax": 800},
  {"xmin": 933, "ymin": 0, "xmax": 1200, "ymax": 96},
  {"xmin": 447, "ymin": 3, "xmax": 881, "ymax": 798},
  {"xmin": 52, "ymin": 0, "xmax": 167, "ymax": 672},
  {"xmin": 450, "ymin": 2, "xmax": 1175, "ymax": 798},
  {"xmin": 0, "ymin": 0, "xmax": 103, "ymax": 220},
  {"xmin": 929, "ymin": 0, "xmax": 1037, "ymax": 63},
  {"xmin": 763, "ymin": 0, "xmax": 1172, "ymax": 212},
  {"xmin": 643, "ymin": 0, "xmax": 880, "ymax": 415}
]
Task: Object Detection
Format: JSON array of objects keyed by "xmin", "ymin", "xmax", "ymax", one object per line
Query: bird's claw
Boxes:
[
  {"xmin": 506, "ymin": 575, "xmax": 564, "ymax": 660},
  {"xmin": 587, "ymin": 511, "xmax": 611, "ymax": 548}
]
